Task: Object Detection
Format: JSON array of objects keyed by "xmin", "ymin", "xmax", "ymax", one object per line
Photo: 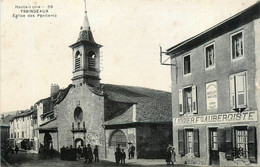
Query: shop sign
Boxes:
[
  {"xmin": 173, "ymin": 111, "xmax": 257, "ymax": 125},
  {"xmin": 206, "ymin": 81, "xmax": 217, "ymax": 110}
]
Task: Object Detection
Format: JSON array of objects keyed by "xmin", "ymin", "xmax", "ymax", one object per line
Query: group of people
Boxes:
[
  {"xmin": 165, "ymin": 145, "xmax": 176, "ymax": 165},
  {"xmin": 7, "ymin": 145, "xmax": 19, "ymax": 154},
  {"xmin": 114, "ymin": 144, "xmax": 126, "ymax": 165},
  {"xmin": 38, "ymin": 144, "xmax": 54, "ymax": 159},
  {"xmin": 60, "ymin": 144, "xmax": 99, "ymax": 163}
]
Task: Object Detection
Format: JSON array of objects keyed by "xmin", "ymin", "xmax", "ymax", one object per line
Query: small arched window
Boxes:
[
  {"xmin": 75, "ymin": 51, "xmax": 81, "ymax": 70},
  {"xmin": 109, "ymin": 130, "xmax": 127, "ymax": 147},
  {"xmin": 87, "ymin": 51, "xmax": 96, "ymax": 71},
  {"xmin": 74, "ymin": 107, "xmax": 83, "ymax": 122}
]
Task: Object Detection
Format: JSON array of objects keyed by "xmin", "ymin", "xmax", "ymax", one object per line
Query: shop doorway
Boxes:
[{"xmin": 209, "ymin": 128, "xmax": 219, "ymax": 165}]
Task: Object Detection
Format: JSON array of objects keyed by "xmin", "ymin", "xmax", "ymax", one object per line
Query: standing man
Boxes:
[
  {"xmin": 83, "ymin": 145, "xmax": 87, "ymax": 164},
  {"xmin": 15, "ymin": 145, "xmax": 19, "ymax": 154},
  {"xmin": 93, "ymin": 145, "xmax": 99, "ymax": 162},
  {"xmin": 86, "ymin": 144, "xmax": 93, "ymax": 164},
  {"xmin": 130, "ymin": 145, "xmax": 135, "ymax": 159}
]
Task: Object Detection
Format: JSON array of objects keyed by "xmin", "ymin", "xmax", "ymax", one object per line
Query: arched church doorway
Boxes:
[
  {"xmin": 75, "ymin": 138, "xmax": 84, "ymax": 148},
  {"xmin": 44, "ymin": 133, "xmax": 52, "ymax": 149},
  {"xmin": 109, "ymin": 130, "xmax": 127, "ymax": 147}
]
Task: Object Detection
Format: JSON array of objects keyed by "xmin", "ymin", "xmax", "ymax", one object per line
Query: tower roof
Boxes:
[{"xmin": 77, "ymin": 11, "xmax": 95, "ymax": 43}]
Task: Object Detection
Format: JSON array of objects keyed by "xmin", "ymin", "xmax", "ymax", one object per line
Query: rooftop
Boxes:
[{"xmin": 103, "ymin": 84, "xmax": 172, "ymax": 125}]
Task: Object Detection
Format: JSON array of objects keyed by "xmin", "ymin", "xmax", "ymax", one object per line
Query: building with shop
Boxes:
[
  {"xmin": 36, "ymin": 9, "xmax": 172, "ymax": 159},
  {"xmin": 9, "ymin": 108, "xmax": 37, "ymax": 150},
  {"xmin": 165, "ymin": 2, "xmax": 260, "ymax": 166}
]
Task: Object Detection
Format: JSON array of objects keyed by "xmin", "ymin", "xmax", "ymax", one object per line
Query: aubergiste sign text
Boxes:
[{"xmin": 173, "ymin": 111, "xmax": 257, "ymax": 125}]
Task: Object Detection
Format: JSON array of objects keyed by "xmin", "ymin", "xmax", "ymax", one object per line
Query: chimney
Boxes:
[
  {"xmin": 51, "ymin": 84, "xmax": 60, "ymax": 96},
  {"xmin": 132, "ymin": 104, "xmax": 136, "ymax": 122},
  {"xmin": 1, "ymin": 114, "xmax": 4, "ymax": 120}
]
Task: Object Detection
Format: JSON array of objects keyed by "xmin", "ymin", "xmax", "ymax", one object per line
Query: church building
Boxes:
[{"xmin": 37, "ymin": 9, "xmax": 172, "ymax": 159}]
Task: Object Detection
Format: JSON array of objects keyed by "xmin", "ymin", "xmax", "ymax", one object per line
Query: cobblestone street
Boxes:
[{"xmin": 1, "ymin": 151, "xmax": 196, "ymax": 167}]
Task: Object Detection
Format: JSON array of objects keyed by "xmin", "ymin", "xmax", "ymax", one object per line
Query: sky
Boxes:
[{"xmin": 1, "ymin": 0, "xmax": 258, "ymax": 113}]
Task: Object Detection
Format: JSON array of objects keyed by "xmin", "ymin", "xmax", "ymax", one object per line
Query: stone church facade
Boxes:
[{"xmin": 37, "ymin": 10, "xmax": 172, "ymax": 159}]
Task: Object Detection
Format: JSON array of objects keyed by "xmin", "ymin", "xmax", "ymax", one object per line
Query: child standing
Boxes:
[{"xmin": 121, "ymin": 149, "xmax": 126, "ymax": 165}]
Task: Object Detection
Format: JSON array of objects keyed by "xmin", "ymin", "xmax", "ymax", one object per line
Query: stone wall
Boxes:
[{"xmin": 55, "ymin": 82, "xmax": 105, "ymax": 157}]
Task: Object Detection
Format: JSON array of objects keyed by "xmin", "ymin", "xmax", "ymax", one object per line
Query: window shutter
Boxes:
[
  {"xmin": 192, "ymin": 86, "xmax": 197, "ymax": 114},
  {"xmin": 229, "ymin": 75, "xmax": 236, "ymax": 109},
  {"xmin": 248, "ymin": 126, "xmax": 257, "ymax": 163},
  {"xmin": 178, "ymin": 129, "xmax": 185, "ymax": 156},
  {"xmin": 225, "ymin": 127, "xmax": 233, "ymax": 160},
  {"xmin": 236, "ymin": 72, "xmax": 247, "ymax": 108},
  {"xmin": 194, "ymin": 129, "xmax": 200, "ymax": 157},
  {"xmin": 179, "ymin": 89, "xmax": 184, "ymax": 115},
  {"xmin": 217, "ymin": 128, "xmax": 225, "ymax": 152}
]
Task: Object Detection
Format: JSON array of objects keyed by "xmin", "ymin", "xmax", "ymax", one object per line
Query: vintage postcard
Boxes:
[{"xmin": 1, "ymin": 0, "xmax": 259, "ymax": 166}]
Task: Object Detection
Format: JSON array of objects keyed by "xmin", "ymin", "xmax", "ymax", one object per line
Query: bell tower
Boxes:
[{"xmin": 69, "ymin": 7, "xmax": 102, "ymax": 87}]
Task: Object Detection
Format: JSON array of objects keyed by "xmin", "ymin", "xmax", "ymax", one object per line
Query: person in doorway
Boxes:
[
  {"xmin": 77, "ymin": 145, "xmax": 82, "ymax": 160},
  {"xmin": 120, "ymin": 149, "xmax": 126, "ymax": 165},
  {"xmin": 93, "ymin": 145, "xmax": 99, "ymax": 162},
  {"xmin": 15, "ymin": 145, "xmax": 19, "ymax": 154}
]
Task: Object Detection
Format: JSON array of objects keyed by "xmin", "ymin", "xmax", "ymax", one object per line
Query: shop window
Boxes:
[
  {"xmin": 231, "ymin": 31, "xmax": 243, "ymax": 59},
  {"xmin": 229, "ymin": 71, "xmax": 247, "ymax": 111},
  {"xmin": 205, "ymin": 43, "xmax": 215, "ymax": 68},
  {"xmin": 178, "ymin": 129, "xmax": 199, "ymax": 157},
  {"xmin": 75, "ymin": 51, "xmax": 82, "ymax": 70},
  {"xmin": 179, "ymin": 86, "xmax": 197, "ymax": 115},
  {"xmin": 109, "ymin": 130, "xmax": 127, "ymax": 147},
  {"xmin": 183, "ymin": 55, "xmax": 191, "ymax": 75},
  {"xmin": 87, "ymin": 51, "xmax": 96, "ymax": 71},
  {"xmin": 224, "ymin": 126, "xmax": 256, "ymax": 163}
]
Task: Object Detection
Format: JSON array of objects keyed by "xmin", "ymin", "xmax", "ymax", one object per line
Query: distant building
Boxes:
[
  {"xmin": 9, "ymin": 108, "xmax": 36, "ymax": 150},
  {"xmin": 1, "ymin": 115, "xmax": 11, "ymax": 148},
  {"xmin": 36, "ymin": 10, "xmax": 172, "ymax": 159},
  {"xmin": 165, "ymin": 2, "xmax": 260, "ymax": 166}
]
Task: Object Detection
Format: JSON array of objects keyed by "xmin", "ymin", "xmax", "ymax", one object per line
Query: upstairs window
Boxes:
[
  {"xmin": 87, "ymin": 51, "xmax": 96, "ymax": 71},
  {"xmin": 229, "ymin": 71, "xmax": 247, "ymax": 110},
  {"xmin": 231, "ymin": 31, "xmax": 244, "ymax": 59},
  {"xmin": 205, "ymin": 43, "xmax": 215, "ymax": 68},
  {"xmin": 183, "ymin": 55, "xmax": 191, "ymax": 75},
  {"xmin": 75, "ymin": 51, "xmax": 82, "ymax": 70},
  {"xmin": 179, "ymin": 86, "xmax": 197, "ymax": 115}
]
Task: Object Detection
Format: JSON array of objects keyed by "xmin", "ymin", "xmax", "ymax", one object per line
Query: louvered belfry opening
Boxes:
[
  {"xmin": 75, "ymin": 51, "xmax": 81, "ymax": 70},
  {"xmin": 87, "ymin": 50, "xmax": 96, "ymax": 71}
]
